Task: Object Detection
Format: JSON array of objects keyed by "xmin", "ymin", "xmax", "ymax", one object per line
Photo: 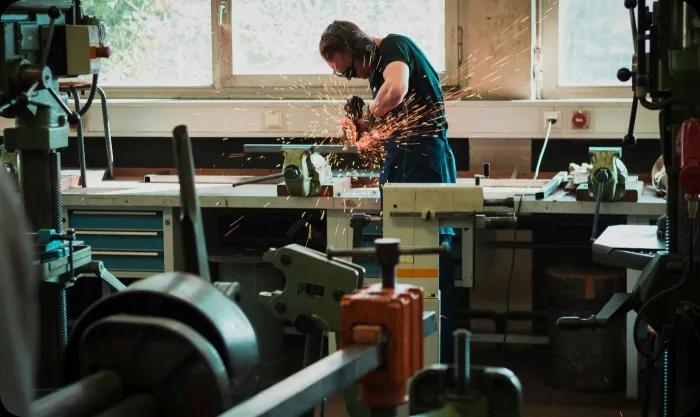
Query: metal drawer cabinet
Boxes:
[{"xmin": 66, "ymin": 208, "xmax": 174, "ymax": 278}]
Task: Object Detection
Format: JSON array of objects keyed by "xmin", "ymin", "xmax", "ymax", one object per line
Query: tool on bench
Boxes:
[{"xmin": 233, "ymin": 144, "xmax": 357, "ymax": 197}]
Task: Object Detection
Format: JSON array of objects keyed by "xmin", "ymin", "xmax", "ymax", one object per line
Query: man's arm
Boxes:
[{"xmin": 369, "ymin": 61, "xmax": 409, "ymax": 117}]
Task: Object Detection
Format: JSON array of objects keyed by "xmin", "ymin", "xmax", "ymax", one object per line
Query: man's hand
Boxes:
[{"xmin": 344, "ymin": 95, "xmax": 380, "ymax": 133}]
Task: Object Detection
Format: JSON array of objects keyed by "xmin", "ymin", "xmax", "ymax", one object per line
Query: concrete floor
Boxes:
[{"xmin": 314, "ymin": 344, "xmax": 642, "ymax": 417}]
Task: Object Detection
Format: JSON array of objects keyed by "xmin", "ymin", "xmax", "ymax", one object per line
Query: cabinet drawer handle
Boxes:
[
  {"xmin": 79, "ymin": 230, "xmax": 159, "ymax": 237},
  {"xmin": 92, "ymin": 251, "xmax": 160, "ymax": 257}
]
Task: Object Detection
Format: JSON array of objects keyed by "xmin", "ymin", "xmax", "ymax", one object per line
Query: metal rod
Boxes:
[
  {"xmin": 172, "ymin": 125, "xmax": 210, "ymax": 281},
  {"xmin": 219, "ymin": 344, "xmax": 382, "ymax": 417},
  {"xmin": 454, "ymin": 329, "xmax": 471, "ymax": 393},
  {"xmin": 32, "ymin": 371, "xmax": 123, "ymax": 417},
  {"xmin": 96, "ymin": 86, "xmax": 115, "ymax": 180},
  {"xmin": 398, "ymin": 243, "xmax": 449, "ymax": 255},
  {"xmin": 70, "ymin": 87, "xmax": 87, "ymax": 188},
  {"xmin": 231, "ymin": 171, "xmax": 285, "ymax": 187}
]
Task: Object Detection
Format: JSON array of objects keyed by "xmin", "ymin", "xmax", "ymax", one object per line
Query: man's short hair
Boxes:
[{"xmin": 319, "ymin": 20, "xmax": 373, "ymax": 60}]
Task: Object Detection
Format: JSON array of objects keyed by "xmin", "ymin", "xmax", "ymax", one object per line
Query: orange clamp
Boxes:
[{"xmin": 340, "ymin": 283, "xmax": 423, "ymax": 407}]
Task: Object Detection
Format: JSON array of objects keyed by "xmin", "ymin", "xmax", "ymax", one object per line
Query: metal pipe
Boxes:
[
  {"xmin": 69, "ymin": 87, "xmax": 87, "ymax": 188},
  {"xmin": 96, "ymin": 86, "xmax": 115, "ymax": 180},
  {"xmin": 32, "ymin": 371, "xmax": 123, "ymax": 417},
  {"xmin": 219, "ymin": 344, "xmax": 381, "ymax": 417},
  {"xmin": 231, "ymin": 172, "xmax": 285, "ymax": 187}
]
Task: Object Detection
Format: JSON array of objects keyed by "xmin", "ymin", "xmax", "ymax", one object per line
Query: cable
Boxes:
[{"xmin": 501, "ymin": 118, "xmax": 555, "ymax": 351}]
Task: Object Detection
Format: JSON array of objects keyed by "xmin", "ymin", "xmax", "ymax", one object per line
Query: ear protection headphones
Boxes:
[{"xmin": 323, "ymin": 21, "xmax": 376, "ymax": 79}]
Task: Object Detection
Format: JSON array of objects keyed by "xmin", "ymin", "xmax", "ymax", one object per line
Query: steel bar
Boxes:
[
  {"xmin": 172, "ymin": 125, "xmax": 210, "ymax": 281},
  {"xmin": 32, "ymin": 371, "xmax": 123, "ymax": 417},
  {"xmin": 231, "ymin": 172, "xmax": 285, "ymax": 187},
  {"xmin": 219, "ymin": 344, "xmax": 381, "ymax": 417},
  {"xmin": 243, "ymin": 144, "xmax": 358, "ymax": 154}
]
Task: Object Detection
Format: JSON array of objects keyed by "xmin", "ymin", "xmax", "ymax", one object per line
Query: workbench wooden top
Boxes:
[{"xmin": 61, "ymin": 170, "xmax": 666, "ymax": 216}]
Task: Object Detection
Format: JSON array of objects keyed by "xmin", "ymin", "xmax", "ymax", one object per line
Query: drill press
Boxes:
[{"xmin": 0, "ymin": 0, "xmax": 118, "ymax": 389}]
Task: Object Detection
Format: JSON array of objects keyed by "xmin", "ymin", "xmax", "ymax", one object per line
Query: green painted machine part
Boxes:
[
  {"xmin": 259, "ymin": 244, "xmax": 364, "ymax": 332},
  {"xmin": 587, "ymin": 147, "xmax": 629, "ymax": 201},
  {"xmin": 282, "ymin": 149, "xmax": 332, "ymax": 197}
]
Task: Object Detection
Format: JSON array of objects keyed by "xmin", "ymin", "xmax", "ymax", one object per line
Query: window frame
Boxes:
[
  {"xmin": 102, "ymin": 0, "xmax": 462, "ymax": 99},
  {"xmin": 540, "ymin": 0, "xmax": 633, "ymax": 99}
]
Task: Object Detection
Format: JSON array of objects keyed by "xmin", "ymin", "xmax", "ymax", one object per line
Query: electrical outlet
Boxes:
[{"xmin": 543, "ymin": 111, "xmax": 561, "ymax": 130}]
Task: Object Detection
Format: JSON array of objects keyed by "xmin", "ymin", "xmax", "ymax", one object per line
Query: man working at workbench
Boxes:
[{"xmin": 319, "ymin": 20, "xmax": 458, "ymax": 362}]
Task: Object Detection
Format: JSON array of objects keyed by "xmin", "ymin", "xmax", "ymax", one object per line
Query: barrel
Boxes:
[{"xmin": 546, "ymin": 265, "xmax": 626, "ymax": 391}]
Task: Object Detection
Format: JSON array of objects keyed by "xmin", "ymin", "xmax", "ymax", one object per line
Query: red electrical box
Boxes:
[{"xmin": 572, "ymin": 109, "xmax": 589, "ymax": 129}]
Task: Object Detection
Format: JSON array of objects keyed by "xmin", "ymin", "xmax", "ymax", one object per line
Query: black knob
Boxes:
[
  {"xmin": 617, "ymin": 67, "xmax": 633, "ymax": 82},
  {"xmin": 624, "ymin": 0, "xmax": 637, "ymax": 9},
  {"xmin": 623, "ymin": 133, "xmax": 637, "ymax": 147},
  {"xmin": 48, "ymin": 6, "xmax": 62, "ymax": 19},
  {"xmin": 283, "ymin": 166, "xmax": 301, "ymax": 180}
]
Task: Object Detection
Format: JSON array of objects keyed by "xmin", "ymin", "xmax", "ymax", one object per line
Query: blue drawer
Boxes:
[
  {"xmin": 91, "ymin": 251, "xmax": 164, "ymax": 272},
  {"xmin": 76, "ymin": 231, "xmax": 163, "ymax": 251},
  {"xmin": 69, "ymin": 210, "xmax": 163, "ymax": 231}
]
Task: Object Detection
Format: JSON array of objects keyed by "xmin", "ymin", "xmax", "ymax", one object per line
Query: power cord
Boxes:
[{"xmin": 501, "ymin": 117, "xmax": 556, "ymax": 351}]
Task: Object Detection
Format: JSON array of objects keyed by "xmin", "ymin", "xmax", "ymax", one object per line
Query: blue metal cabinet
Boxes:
[{"xmin": 67, "ymin": 209, "xmax": 171, "ymax": 276}]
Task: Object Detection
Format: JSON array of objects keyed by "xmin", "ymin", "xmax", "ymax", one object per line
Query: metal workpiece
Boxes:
[
  {"xmin": 220, "ymin": 343, "xmax": 382, "ymax": 417},
  {"xmin": 172, "ymin": 125, "xmax": 210, "ymax": 281},
  {"xmin": 63, "ymin": 273, "xmax": 259, "ymax": 395},
  {"xmin": 243, "ymin": 143, "xmax": 359, "ymax": 154},
  {"xmin": 259, "ymin": 244, "xmax": 364, "ymax": 332},
  {"xmin": 32, "ymin": 370, "xmax": 123, "ymax": 417}
]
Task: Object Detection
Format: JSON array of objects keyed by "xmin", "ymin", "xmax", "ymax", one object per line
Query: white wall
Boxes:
[{"xmin": 0, "ymin": 99, "xmax": 657, "ymax": 140}]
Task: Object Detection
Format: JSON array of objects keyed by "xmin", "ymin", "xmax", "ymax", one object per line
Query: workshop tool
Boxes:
[
  {"xmin": 575, "ymin": 147, "xmax": 632, "ymax": 240},
  {"xmin": 234, "ymin": 143, "xmax": 357, "ymax": 196},
  {"xmin": 0, "ymin": 2, "xmax": 121, "ymax": 389},
  {"xmin": 585, "ymin": 147, "xmax": 629, "ymax": 201},
  {"xmin": 409, "ymin": 330, "xmax": 523, "ymax": 417},
  {"xmin": 563, "ymin": 1, "xmax": 700, "ymax": 415},
  {"xmin": 47, "ymin": 272, "xmax": 260, "ymax": 417},
  {"xmin": 259, "ymin": 244, "xmax": 364, "ymax": 332},
  {"xmin": 62, "ymin": 76, "xmax": 115, "ymax": 180},
  {"xmin": 172, "ymin": 125, "xmax": 210, "ymax": 281},
  {"xmin": 224, "ymin": 238, "xmax": 443, "ymax": 417}
]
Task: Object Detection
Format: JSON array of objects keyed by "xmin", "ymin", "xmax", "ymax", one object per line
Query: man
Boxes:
[{"xmin": 319, "ymin": 21, "xmax": 458, "ymax": 362}]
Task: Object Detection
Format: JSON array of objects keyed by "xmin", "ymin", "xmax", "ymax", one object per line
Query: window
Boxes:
[
  {"xmin": 79, "ymin": 0, "xmax": 459, "ymax": 96},
  {"xmin": 229, "ymin": 0, "xmax": 446, "ymax": 75},
  {"xmin": 81, "ymin": 0, "xmax": 212, "ymax": 86},
  {"xmin": 541, "ymin": 0, "xmax": 635, "ymax": 98}
]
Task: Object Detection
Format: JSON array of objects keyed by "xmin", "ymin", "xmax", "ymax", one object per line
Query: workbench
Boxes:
[{"xmin": 62, "ymin": 173, "xmax": 665, "ymax": 400}]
